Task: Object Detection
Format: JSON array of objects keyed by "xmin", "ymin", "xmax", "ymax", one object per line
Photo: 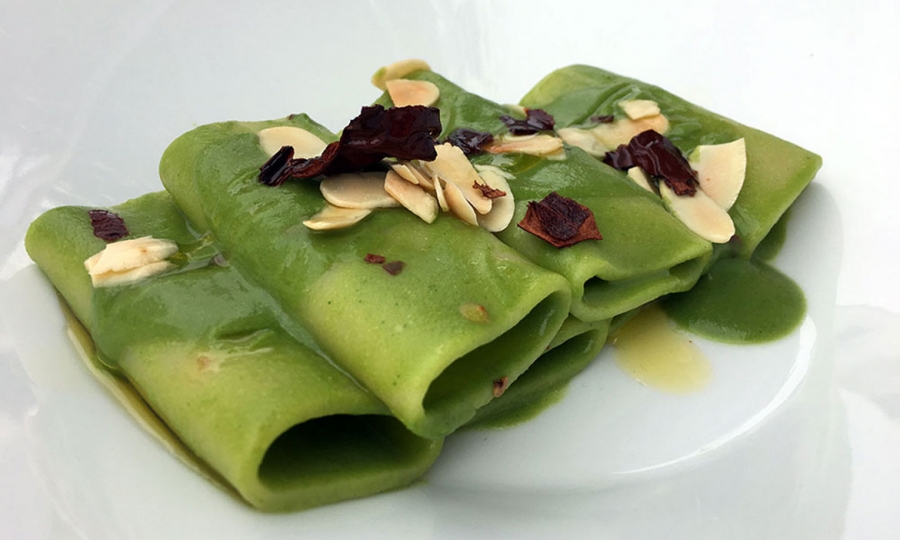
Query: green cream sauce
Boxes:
[{"xmin": 662, "ymin": 258, "xmax": 806, "ymax": 344}]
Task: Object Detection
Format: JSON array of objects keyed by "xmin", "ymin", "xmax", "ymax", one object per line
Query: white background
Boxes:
[{"xmin": 1, "ymin": 1, "xmax": 899, "ymax": 538}]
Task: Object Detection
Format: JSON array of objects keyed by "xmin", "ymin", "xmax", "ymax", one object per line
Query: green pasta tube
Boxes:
[
  {"xmin": 519, "ymin": 65, "xmax": 822, "ymax": 258},
  {"xmin": 467, "ymin": 315, "xmax": 610, "ymax": 427},
  {"xmin": 25, "ymin": 192, "xmax": 441, "ymax": 512},
  {"xmin": 376, "ymin": 71, "xmax": 714, "ymax": 321},
  {"xmin": 159, "ymin": 116, "xmax": 572, "ymax": 439}
]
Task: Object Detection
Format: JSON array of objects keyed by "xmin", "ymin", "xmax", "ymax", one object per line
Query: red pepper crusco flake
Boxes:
[
  {"xmin": 473, "ymin": 182, "xmax": 506, "ymax": 199},
  {"xmin": 364, "ymin": 253, "xmax": 386, "ymax": 264},
  {"xmin": 88, "ymin": 209, "xmax": 129, "ymax": 242},
  {"xmin": 382, "ymin": 260, "xmax": 405, "ymax": 276},
  {"xmin": 603, "ymin": 130, "xmax": 697, "ymax": 196},
  {"xmin": 445, "ymin": 127, "xmax": 494, "ymax": 156},
  {"xmin": 259, "ymin": 105, "xmax": 442, "ymax": 186},
  {"xmin": 517, "ymin": 192, "xmax": 603, "ymax": 248},
  {"xmin": 499, "ymin": 108, "xmax": 555, "ymax": 135}
]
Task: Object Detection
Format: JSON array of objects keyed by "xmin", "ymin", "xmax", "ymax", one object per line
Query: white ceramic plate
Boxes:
[{"xmin": 2, "ymin": 2, "xmax": 899, "ymax": 539}]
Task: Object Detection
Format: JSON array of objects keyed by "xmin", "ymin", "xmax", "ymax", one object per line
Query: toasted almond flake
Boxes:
[
  {"xmin": 385, "ymin": 79, "xmax": 440, "ymax": 107},
  {"xmin": 320, "ymin": 172, "xmax": 400, "ymax": 210},
  {"xmin": 303, "ymin": 204, "xmax": 372, "ymax": 230},
  {"xmin": 590, "ymin": 115, "xmax": 670, "ymax": 150},
  {"xmin": 390, "ymin": 163, "xmax": 420, "ymax": 185},
  {"xmin": 485, "ymin": 134, "xmax": 564, "ymax": 156},
  {"xmin": 383, "ymin": 170, "xmax": 439, "ymax": 223},
  {"xmin": 659, "ymin": 183, "xmax": 735, "ymax": 243},
  {"xmin": 557, "ymin": 127, "xmax": 609, "ymax": 157},
  {"xmin": 475, "ymin": 167, "xmax": 516, "ymax": 232},
  {"xmin": 434, "ymin": 176, "xmax": 449, "ymax": 212},
  {"xmin": 422, "ymin": 143, "xmax": 492, "ymax": 214},
  {"xmin": 85, "ymin": 236, "xmax": 178, "ymax": 276},
  {"xmin": 619, "ymin": 99, "xmax": 661, "ymax": 120},
  {"xmin": 408, "ymin": 162, "xmax": 435, "ymax": 189},
  {"xmin": 443, "ymin": 180, "xmax": 478, "ymax": 225},
  {"xmin": 257, "ymin": 126, "xmax": 328, "ymax": 159},
  {"xmin": 91, "ymin": 260, "xmax": 176, "ymax": 288},
  {"xmin": 626, "ymin": 167, "xmax": 655, "ymax": 193},
  {"xmin": 688, "ymin": 138, "xmax": 747, "ymax": 210},
  {"xmin": 504, "ymin": 104, "xmax": 527, "ymax": 116},
  {"xmin": 371, "ymin": 59, "xmax": 432, "ymax": 90},
  {"xmin": 474, "ymin": 164, "xmax": 515, "ymax": 180}
]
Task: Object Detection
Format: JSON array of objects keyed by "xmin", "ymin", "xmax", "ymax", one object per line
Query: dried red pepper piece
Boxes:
[
  {"xmin": 517, "ymin": 192, "xmax": 602, "ymax": 248},
  {"xmin": 603, "ymin": 130, "xmax": 697, "ymax": 196},
  {"xmin": 473, "ymin": 182, "xmax": 506, "ymax": 199},
  {"xmin": 88, "ymin": 209, "xmax": 129, "ymax": 242},
  {"xmin": 499, "ymin": 108, "xmax": 555, "ymax": 135},
  {"xmin": 259, "ymin": 105, "xmax": 442, "ymax": 186},
  {"xmin": 445, "ymin": 127, "xmax": 494, "ymax": 156},
  {"xmin": 382, "ymin": 260, "xmax": 405, "ymax": 276},
  {"xmin": 259, "ymin": 145, "xmax": 296, "ymax": 186},
  {"xmin": 364, "ymin": 253, "xmax": 386, "ymax": 264}
]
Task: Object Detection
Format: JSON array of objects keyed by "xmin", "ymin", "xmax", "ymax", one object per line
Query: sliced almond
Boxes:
[
  {"xmin": 504, "ymin": 104, "xmax": 527, "ymax": 116},
  {"xmin": 421, "ymin": 143, "xmax": 492, "ymax": 214},
  {"xmin": 485, "ymin": 134, "xmax": 564, "ymax": 156},
  {"xmin": 591, "ymin": 115, "xmax": 670, "ymax": 150},
  {"xmin": 475, "ymin": 167, "xmax": 515, "ymax": 232},
  {"xmin": 434, "ymin": 176, "xmax": 449, "ymax": 212},
  {"xmin": 385, "ymin": 79, "xmax": 440, "ymax": 107},
  {"xmin": 442, "ymin": 180, "xmax": 478, "ymax": 226},
  {"xmin": 557, "ymin": 127, "xmax": 609, "ymax": 157},
  {"xmin": 371, "ymin": 59, "xmax": 432, "ymax": 90},
  {"xmin": 626, "ymin": 167, "xmax": 655, "ymax": 193},
  {"xmin": 393, "ymin": 161, "xmax": 434, "ymax": 190},
  {"xmin": 474, "ymin": 164, "xmax": 514, "ymax": 180},
  {"xmin": 257, "ymin": 126, "xmax": 328, "ymax": 159},
  {"xmin": 90, "ymin": 260, "xmax": 176, "ymax": 288},
  {"xmin": 303, "ymin": 204, "xmax": 372, "ymax": 230},
  {"xmin": 688, "ymin": 138, "xmax": 747, "ymax": 210},
  {"xmin": 320, "ymin": 172, "xmax": 400, "ymax": 210},
  {"xmin": 383, "ymin": 170, "xmax": 439, "ymax": 223},
  {"xmin": 85, "ymin": 236, "xmax": 178, "ymax": 276},
  {"xmin": 390, "ymin": 163, "xmax": 420, "ymax": 185},
  {"xmin": 659, "ymin": 183, "xmax": 735, "ymax": 243},
  {"xmin": 409, "ymin": 162, "xmax": 435, "ymax": 190},
  {"xmin": 619, "ymin": 99, "xmax": 661, "ymax": 120}
]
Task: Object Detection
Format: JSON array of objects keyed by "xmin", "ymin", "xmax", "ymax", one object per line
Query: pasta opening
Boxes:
[{"xmin": 258, "ymin": 415, "xmax": 425, "ymax": 489}]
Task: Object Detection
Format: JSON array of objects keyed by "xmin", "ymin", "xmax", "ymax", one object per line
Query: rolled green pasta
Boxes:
[
  {"xmin": 25, "ymin": 192, "xmax": 441, "ymax": 512},
  {"xmin": 159, "ymin": 115, "xmax": 572, "ymax": 439},
  {"xmin": 519, "ymin": 65, "xmax": 823, "ymax": 258},
  {"xmin": 376, "ymin": 71, "xmax": 713, "ymax": 322},
  {"xmin": 467, "ymin": 315, "xmax": 610, "ymax": 427}
]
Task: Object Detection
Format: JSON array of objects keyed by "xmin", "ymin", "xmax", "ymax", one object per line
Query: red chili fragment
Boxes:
[
  {"xmin": 259, "ymin": 105, "xmax": 442, "ymax": 186},
  {"xmin": 364, "ymin": 253, "xmax": 386, "ymax": 264},
  {"xmin": 446, "ymin": 127, "xmax": 494, "ymax": 156},
  {"xmin": 591, "ymin": 114, "xmax": 615, "ymax": 124},
  {"xmin": 493, "ymin": 376, "xmax": 509, "ymax": 398},
  {"xmin": 259, "ymin": 145, "xmax": 296, "ymax": 186},
  {"xmin": 382, "ymin": 260, "xmax": 405, "ymax": 276},
  {"xmin": 499, "ymin": 108, "xmax": 555, "ymax": 135},
  {"xmin": 473, "ymin": 182, "xmax": 506, "ymax": 199},
  {"xmin": 603, "ymin": 130, "xmax": 697, "ymax": 196},
  {"xmin": 88, "ymin": 209, "xmax": 129, "ymax": 242},
  {"xmin": 517, "ymin": 192, "xmax": 602, "ymax": 248}
]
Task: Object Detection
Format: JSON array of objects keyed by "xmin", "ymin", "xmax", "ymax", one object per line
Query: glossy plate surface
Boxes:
[{"xmin": 2, "ymin": 1, "xmax": 899, "ymax": 538}]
